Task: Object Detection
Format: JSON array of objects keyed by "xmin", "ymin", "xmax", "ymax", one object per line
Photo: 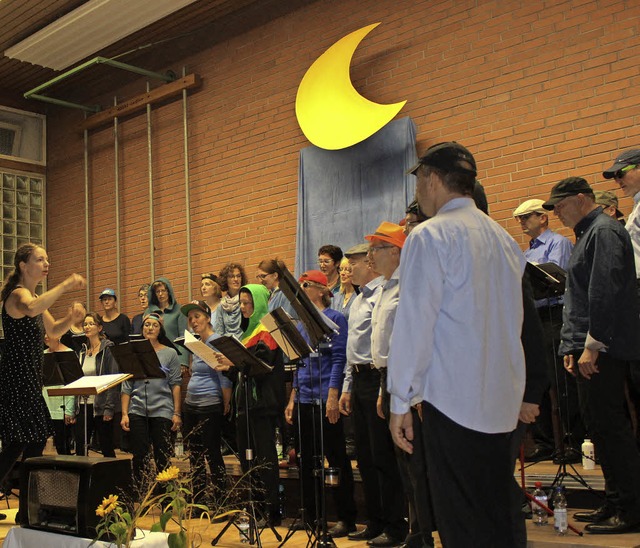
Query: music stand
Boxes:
[
  {"xmin": 43, "ymin": 351, "xmax": 84, "ymax": 387},
  {"xmin": 211, "ymin": 336, "xmax": 280, "ymax": 548},
  {"xmin": 48, "ymin": 373, "xmax": 132, "ymax": 456},
  {"xmin": 525, "ymin": 262, "xmax": 594, "ymax": 491},
  {"xmin": 273, "ymin": 260, "xmax": 339, "ymax": 548},
  {"xmin": 109, "ymin": 339, "xmax": 166, "ymax": 381}
]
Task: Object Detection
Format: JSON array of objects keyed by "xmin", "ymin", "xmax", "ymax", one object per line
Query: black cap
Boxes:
[
  {"xmin": 408, "ymin": 142, "xmax": 477, "ymax": 177},
  {"xmin": 602, "ymin": 149, "xmax": 640, "ymax": 179},
  {"xmin": 542, "ymin": 177, "xmax": 594, "ymax": 210}
]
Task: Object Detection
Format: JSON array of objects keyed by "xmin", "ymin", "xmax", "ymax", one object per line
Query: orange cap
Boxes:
[{"xmin": 365, "ymin": 221, "xmax": 406, "ymax": 248}]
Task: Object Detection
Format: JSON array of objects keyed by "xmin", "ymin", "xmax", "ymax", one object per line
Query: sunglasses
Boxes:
[
  {"xmin": 301, "ymin": 281, "xmax": 324, "ymax": 289},
  {"xmin": 614, "ymin": 164, "xmax": 636, "ymax": 179},
  {"xmin": 515, "ymin": 212, "xmax": 541, "ymax": 222}
]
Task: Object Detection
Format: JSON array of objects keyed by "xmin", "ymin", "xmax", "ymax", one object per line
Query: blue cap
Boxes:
[{"xmin": 99, "ymin": 288, "xmax": 117, "ymax": 299}]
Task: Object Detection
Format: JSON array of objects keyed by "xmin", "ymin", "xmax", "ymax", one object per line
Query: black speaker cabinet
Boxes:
[{"xmin": 19, "ymin": 455, "xmax": 132, "ymax": 538}]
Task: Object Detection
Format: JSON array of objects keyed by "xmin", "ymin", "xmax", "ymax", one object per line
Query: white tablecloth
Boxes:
[{"xmin": 3, "ymin": 527, "xmax": 169, "ymax": 547}]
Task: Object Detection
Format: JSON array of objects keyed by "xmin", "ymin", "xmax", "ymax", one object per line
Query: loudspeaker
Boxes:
[{"xmin": 19, "ymin": 455, "xmax": 132, "ymax": 537}]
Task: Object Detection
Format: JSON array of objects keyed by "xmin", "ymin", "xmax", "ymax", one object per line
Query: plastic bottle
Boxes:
[
  {"xmin": 582, "ymin": 438, "xmax": 595, "ymax": 470},
  {"xmin": 531, "ymin": 481, "xmax": 548, "ymax": 525},
  {"xmin": 174, "ymin": 430, "xmax": 184, "ymax": 458},
  {"xmin": 275, "ymin": 427, "xmax": 283, "ymax": 460},
  {"xmin": 238, "ymin": 509, "xmax": 250, "ymax": 543},
  {"xmin": 278, "ymin": 483, "xmax": 286, "ymax": 519},
  {"xmin": 553, "ymin": 486, "xmax": 568, "ymax": 535}
]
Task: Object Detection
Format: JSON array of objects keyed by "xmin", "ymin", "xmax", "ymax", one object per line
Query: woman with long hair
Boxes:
[
  {"xmin": 331, "ymin": 257, "xmax": 359, "ymax": 323},
  {"xmin": 0, "ymin": 243, "xmax": 85, "ymax": 519},
  {"xmin": 121, "ymin": 312, "xmax": 182, "ymax": 497},
  {"xmin": 256, "ymin": 259, "xmax": 297, "ymax": 318},
  {"xmin": 75, "ymin": 312, "xmax": 120, "ymax": 457}
]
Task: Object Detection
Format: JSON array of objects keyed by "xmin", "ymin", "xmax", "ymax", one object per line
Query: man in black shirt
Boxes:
[{"xmin": 543, "ymin": 177, "xmax": 640, "ymax": 534}]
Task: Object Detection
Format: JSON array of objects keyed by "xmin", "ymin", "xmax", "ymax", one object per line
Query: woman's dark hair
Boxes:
[
  {"xmin": 142, "ymin": 313, "xmax": 168, "ymax": 342},
  {"xmin": 85, "ymin": 312, "xmax": 106, "ymax": 340},
  {"xmin": 257, "ymin": 259, "xmax": 280, "ymax": 280},
  {"xmin": 218, "ymin": 263, "xmax": 248, "ymax": 292},
  {"xmin": 318, "ymin": 245, "xmax": 343, "ymax": 264},
  {"xmin": 150, "ymin": 280, "xmax": 172, "ymax": 307},
  {"xmin": 1, "ymin": 243, "xmax": 41, "ymax": 303},
  {"xmin": 320, "ymin": 288, "xmax": 332, "ymax": 308}
]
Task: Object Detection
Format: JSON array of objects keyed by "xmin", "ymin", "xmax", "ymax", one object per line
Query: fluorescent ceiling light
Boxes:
[{"xmin": 4, "ymin": 0, "xmax": 199, "ymax": 71}]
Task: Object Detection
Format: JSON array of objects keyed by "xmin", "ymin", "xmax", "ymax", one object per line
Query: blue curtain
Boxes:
[{"xmin": 295, "ymin": 117, "xmax": 417, "ymax": 275}]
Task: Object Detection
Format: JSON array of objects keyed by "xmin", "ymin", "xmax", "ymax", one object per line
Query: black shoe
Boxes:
[
  {"xmin": 574, "ymin": 506, "xmax": 615, "ymax": 523},
  {"xmin": 585, "ymin": 515, "xmax": 640, "ymax": 534},
  {"xmin": 367, "ymin": 532, "xmax": 404, "ymax": 547},
  {"xmin": 348, "ymin": 526, "xmax": 384, "ymax": 541},
  {"xmin": 328, "ymin": 521, "xmax": 357, "ymax": 538}
]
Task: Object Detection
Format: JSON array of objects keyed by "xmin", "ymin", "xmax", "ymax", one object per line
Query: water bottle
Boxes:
[
  {"xmin": 174, "ymin": 429, "xmax": 184, "ymax": 458},
  {"xmin": 278, "ymin": 483, "xmax": 287, "ymax": 519},
  {"xmin": 275, "ymin": 427, "xmax": 283, "ymax": 460},
  {"xmin": 582, "ymin": 438, "xmax": 595, "ymax": 470},
  {"xmin": 238, "ymin": 509, "xmax": 250, "ymax": 543},
  {"xmin": 531, "ymin": 481, "xmax": 548, "ymax": 525},
  {"xmin": 553, "ymin": 486, "xmax": 568, "ymax": 535}
]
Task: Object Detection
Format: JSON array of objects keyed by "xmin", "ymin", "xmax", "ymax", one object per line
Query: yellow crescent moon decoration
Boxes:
[{"xmin": 296, "ymin": 22, "xmax": 407, "ymax": 150}]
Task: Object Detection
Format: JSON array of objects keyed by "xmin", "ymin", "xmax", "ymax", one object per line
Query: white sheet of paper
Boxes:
[{"xmin": 184, "ymin": 330, "xmax": 222, "ymax": 369}]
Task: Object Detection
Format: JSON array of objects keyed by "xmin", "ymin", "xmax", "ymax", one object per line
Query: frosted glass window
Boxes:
[{"xmin": 0, "ymin": 170, "xmax": 45, "ymax": 287}]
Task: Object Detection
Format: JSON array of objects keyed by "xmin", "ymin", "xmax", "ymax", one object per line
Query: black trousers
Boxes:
[
  {"xmin": 51, "ymin": 419, "xmax": 73, "ymax": 455},
  {"xmin": 575, "ymin": 352, "xmax": 640, "ymax": 521},
  {"xmin": 128, "ymin": 414, "xmax": 173, "ymax": 494},
  {"xmin": 75, "ymin": 403, "xmax": 115, "ymax": 457},
  {"xmin": 422, "ymin": 402, "xmax": 516, "ymax": 548},
  {"xmin": 0, "ymin": 440, "xmax": 46, "ymax": 487},
  {"xmin": 183, "ymin": 403, "xmax": 226, "ymax": 503},
  {"xmin": 380, "ymin": 374, "xmax": 434, "ymax": 546},
  {"xmin": 237, "ymin": 412, "xmax": 280, "ymax": 519},
  {"xmin": 352, "ymin": 367, "xmax": 406, "ymax": 538},
  {"xmin": 296, "ymin": 402, "xmax": 357, "ymax": 525}
]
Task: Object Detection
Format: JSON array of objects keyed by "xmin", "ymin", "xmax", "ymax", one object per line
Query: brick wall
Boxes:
[{"xmin": 45, "ymin": 0, "xmax": 640, "ymax": 317}]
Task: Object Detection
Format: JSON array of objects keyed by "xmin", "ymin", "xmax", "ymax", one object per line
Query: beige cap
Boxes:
[{"xmin": 513, "ymin": 199, "xmax": 546, "ymax": 217}]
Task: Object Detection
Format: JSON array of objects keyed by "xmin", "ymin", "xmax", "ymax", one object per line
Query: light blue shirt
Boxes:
[
  {"xmin": 371, "ymin": 268, "xmax": 399, "ymax": 371},
  {"xmin": 525, "ymin": 228, "xmax": 573, "ymax": 269},
  {"xmin": 625, "ymin": 191, "xmax": 640, "ymax": 278},
  {"xmin": 525, "ymin": 228, "xmax": 573, "ymax": 307},
  {"xmin": 342, "ymin": 276, "xmax": 384, "ymax": 393},
  {"xmin": 387, "ymin": 197, "xmax": 526, "ymax": 433}
]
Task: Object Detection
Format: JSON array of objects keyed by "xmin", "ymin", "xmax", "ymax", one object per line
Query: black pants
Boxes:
[
  {"xmin": 296, "ymin": 402, "xmax": 357, "ymax": 525},
  {"xmin": 51, "ymin": 419, "xmax": 73, "ymax": 455},
  {"xmin": 352, "ymin": 367, "xmax": 406, "ymax": 538},
  {"xmin": 75, "ymin": 403, "xmax": 115, "ymax": 457},
  {"xmin": 183, "ymin": 403, "xmax": 226, "ymax": 503},
  {"xmin": 0, "ymin": 440, "xmax": 46, "ymax": 487},
  {"xmin": 576, "ymin": 352, "xmax": 640, "ymax": 521},
  {"xmin": 422, "ymin": 402, "xmax": 516, "ymax": 548},
  {"xmin": 508, "ymin": 421, "xmax": 528, "ymax": 548},
  {"xmin": 128, "ymin": 415, "xmax": 173, "ymax": 494},
  {"xmin": 237, "ymin": 411, "xmax": 280, "ymax": 519}
]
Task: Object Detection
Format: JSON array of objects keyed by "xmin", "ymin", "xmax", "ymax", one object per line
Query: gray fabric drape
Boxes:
[{"xmin": 296, "ymin": 117, "xmax": 417, "ymax": 275}]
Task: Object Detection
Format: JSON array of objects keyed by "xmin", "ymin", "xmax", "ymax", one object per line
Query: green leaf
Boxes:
[
  {"xmin": 159, "ymin": 510, "xmax": 173, "ymax": 530},
  {"xmin": 150, "ymin": 522, "xmax": 163, "ymax": 533},
  {"xmin": 167, "ymin": 529, "xmax": 188, "ymax": 548}
]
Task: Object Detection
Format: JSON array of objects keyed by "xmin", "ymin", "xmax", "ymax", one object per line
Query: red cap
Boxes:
[{"xmin": 298, "ymin": 270, "xmax": 328, "ymax": 287}]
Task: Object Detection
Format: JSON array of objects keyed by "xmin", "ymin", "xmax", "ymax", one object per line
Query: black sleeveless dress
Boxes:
[{"xmin": 0, "ymin": 299, "xmax": 52, "ymax": 445}]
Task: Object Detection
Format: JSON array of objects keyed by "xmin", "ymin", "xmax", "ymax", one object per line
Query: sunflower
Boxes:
[
  {"xmin": 156, "ymin": 465, "xmax": 180, "ymax": 482},
  {"xmin": 96, "ymin": 494, "xmax": 119, "ymax": 516}
]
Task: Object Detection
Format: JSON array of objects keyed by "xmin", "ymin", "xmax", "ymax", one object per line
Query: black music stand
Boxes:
[
  {"xmin": 273, "ymin": 260, "xmax": 339, "ymax": 548},
  {"xmin": 525, "ymin": 262, "xmax": 594, "ymax": 491},
  {"xmin": 211, "ymin": 335, "xmax": 281, "ymax": 548},
  {"xmin": 109, "ymin": 339, "xmax": 166, "ymax": 381},
  {"xmin": 43, "ymin": 351, "xmax": 84, "ymax": 387}
]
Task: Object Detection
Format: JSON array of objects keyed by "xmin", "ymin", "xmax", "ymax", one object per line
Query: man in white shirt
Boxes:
[
  {"xmin": 603, "ymin": 148, "xmax": 640, "ymax": 288},
  {"xmin": 387, "ymin": 142, "xmax": 526, "ymax": 547}
]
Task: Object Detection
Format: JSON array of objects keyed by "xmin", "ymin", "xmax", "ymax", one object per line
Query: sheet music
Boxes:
[
  {"xmin": 47, "ymin": 373, "xmax": 131, "ymax": 396},
  {"xmin": 183, "ymin": 330, "xmax": 222, "ymax": 369},
  {"xmin": 261, "ymin": 312, "xmax": 302, "ymax": 360}
]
